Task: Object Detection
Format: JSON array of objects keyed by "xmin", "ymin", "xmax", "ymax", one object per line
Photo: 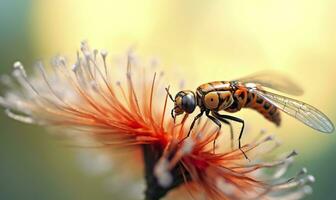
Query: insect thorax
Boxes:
[{"xmin": 196, "ymin": 89, "xmax": 234, "ymax": 111}]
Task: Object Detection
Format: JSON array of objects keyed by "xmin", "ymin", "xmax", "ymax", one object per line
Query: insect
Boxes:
[{"xmin": 166, "ymin": 71, "xmax": 334, "ymax": 158}]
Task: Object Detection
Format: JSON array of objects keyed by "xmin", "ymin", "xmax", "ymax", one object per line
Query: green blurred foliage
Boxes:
[{"xmin": 0, "ymin": 0, "xmax": 31, "ymax": 74}]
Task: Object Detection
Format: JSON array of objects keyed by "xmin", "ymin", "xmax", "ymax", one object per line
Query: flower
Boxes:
[{"xmin": 0, "ymin": 42, "xmax": 314, "ymax": 200}]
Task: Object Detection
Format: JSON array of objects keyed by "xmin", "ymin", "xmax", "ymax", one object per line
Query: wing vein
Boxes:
[{"xmin": 248, "ymin": 88, "xmax": 334, "ymax": 133}]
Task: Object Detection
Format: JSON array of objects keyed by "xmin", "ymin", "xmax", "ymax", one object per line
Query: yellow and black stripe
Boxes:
[
  {"xmin": 244, "ymin": 91, "xmax": 281, "ymax": 126},
  {"xmin": 196, "ymin": 81, "xmax": 281, "ymax": 126}
]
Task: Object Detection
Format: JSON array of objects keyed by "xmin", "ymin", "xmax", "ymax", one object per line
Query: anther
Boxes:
[
  {"xmin": 295, "ymin": 168, "xmax": 308, "ymax": 181},
  {"xmin": 181, "ymin": 137, "xmax": 195, "ymax": 155},
  {"xmin": 5, "ymin": 109, "xmax": 34, "ymax": 124},
  {"xmin": 84, "ymin": 51, "xmax": 91, "ymax": 60},
  {"xmin": 154, "ymin": 158, "xmax": 172, "ymax": 188},
  {"xmin": 287, "ymin": 167, "xmax": 309, "ymax": 184},
  {"xmin": 90, "ymin": 80, "xmax": 98, "ymax": 91},
  {"xmin": 13, "ymin": 61, "xmax": 27, "ymax": 77},
  {"xmin": 93, "ymin": 49, "xmax": 98, "ymax": 61},
  {"xmin": 100, "ymin": 50, "xmax": 109, "ymax": 77},
  {"xmin": 127, "ymin": 48, "xmax": 136, "ymax": 62},
  {"xmin": 80, "ymin": 40, "xmax": 88, "ymax": 46},
  {"xmin": 100, "ymin": 49, "xmax": 108, "ymax": 58},
  {"xmin": 286, "ymin": 150, "xmax": 298, "ymax": 158},
  {"xmin": 150, "ymin": 58, "xmax": 158, "ymax": 69},
  {"xmin": 306, "ymin": 175, "xmax": 315, "ymax": 184},
  {"xmin": 263, "ymin": 135, "xmax": 274, "ymax": 142},
  {"xmin": 72, "ymin": 63, "xmax": 79, "ymax": 72},
  {"xmin": 300, "ymin": 167, "xmax": 308, "ymax": 175},
  {"xmin": 58, "ymin": 56, "xmax": 66, "ymax": 66}
]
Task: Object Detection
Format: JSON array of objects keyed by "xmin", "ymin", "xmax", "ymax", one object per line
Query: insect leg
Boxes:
[
  {"xmin": 205, "ymin": 111, "xmax": 222, "ymax": 153},
  {"xmin": 212, "ymin": 112, "xmax": 234, "ymax": 150},
  {"xmin": 186, "ymin": 110, "xmax": 204, "ymax": 138},
  {"xmin": 213, "ymin": 113, "xmax": 249, "ymax": 161},
  {"xmin": 171, "ymin": 106, "xmax": 178, "ymax": 123}
]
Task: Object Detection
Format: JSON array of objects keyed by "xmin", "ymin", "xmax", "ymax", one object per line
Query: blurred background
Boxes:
[{"xmin": 1, "ymin": 0, "xmax": 336, "ymax": 199}]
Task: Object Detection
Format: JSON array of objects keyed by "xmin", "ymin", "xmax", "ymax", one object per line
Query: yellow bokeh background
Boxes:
[{"xmin": 32, "ymin": 0, "xmax": 336, "ymax": 155}]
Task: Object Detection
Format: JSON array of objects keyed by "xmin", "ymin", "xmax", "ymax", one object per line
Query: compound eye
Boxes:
[
  {"xmin": 204, "ymin": 92, "xmax": 219, "ymax": 110},
  {"xmin": 182, "ymin": 94, "xmax": 196, "ymax": 113}
]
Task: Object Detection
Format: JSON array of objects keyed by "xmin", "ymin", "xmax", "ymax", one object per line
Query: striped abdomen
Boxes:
[{"xmin": 244, "ymin": 91, "xmax": 281, "ymax": 126}]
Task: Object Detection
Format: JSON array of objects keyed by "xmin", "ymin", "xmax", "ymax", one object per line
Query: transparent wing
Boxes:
[
  {"xmin": 250, "ymin": 88, "xmax": 334, "ymax": 133},
  {"xmin": 236, "ymin": 71, "xmax": 304, "ymax": 96}
]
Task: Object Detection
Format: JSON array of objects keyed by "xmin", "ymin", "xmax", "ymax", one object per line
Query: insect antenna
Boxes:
[{"xmin": 165, "ymin": 86, "xmax": 174, "ymax": 102}]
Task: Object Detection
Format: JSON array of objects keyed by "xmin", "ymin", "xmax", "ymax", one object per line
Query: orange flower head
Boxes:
[{"xmin": 0, "ymin": 42, "xmax": 314, "ymax": 200}]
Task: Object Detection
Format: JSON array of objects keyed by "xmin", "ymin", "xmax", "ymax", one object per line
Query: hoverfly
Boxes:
[{"xmin": 166, "ymin": 71, "xmax": 334, "ymax": 158}]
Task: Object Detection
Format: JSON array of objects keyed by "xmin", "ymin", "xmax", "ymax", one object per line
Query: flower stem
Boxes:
[{"xmin": 142, "ymin": 144, "xmax": 189, "ymax": 200}]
